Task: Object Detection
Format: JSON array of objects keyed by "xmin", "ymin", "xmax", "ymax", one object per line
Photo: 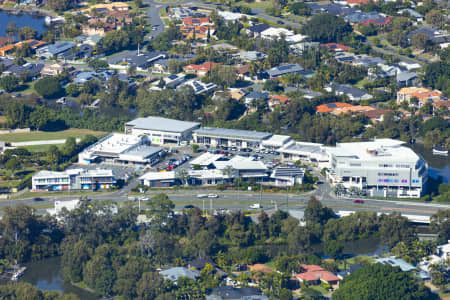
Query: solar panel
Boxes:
[{"xmin": 327, "ymin": 103, "xmax": 337, "ymax": 108}]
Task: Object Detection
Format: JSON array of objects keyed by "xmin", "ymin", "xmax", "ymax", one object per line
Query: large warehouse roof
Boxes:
[
  {"xmin": 194, "ymin": 127, "xmax": 272, "ymax": 141},
  {"xmin": 126, "ymin": 117, "xmax": 200, "ymax": 133}
]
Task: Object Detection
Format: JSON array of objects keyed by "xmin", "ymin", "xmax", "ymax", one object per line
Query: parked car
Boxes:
[{"xmin": 249, "ymin": 203, "xmax": 262, "ymax": 209}]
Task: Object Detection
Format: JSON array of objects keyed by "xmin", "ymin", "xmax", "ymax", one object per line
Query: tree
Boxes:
[
  {"xmin": 5, "ymin": 158, "xmax": 20, "ymax": 172},
  {"xmin": 88, "ymin": 60, "xmax": 109, "ymax": 71},
  {"xmin": 222, "ymin": 166, "xmax": 235, "ymax": 184},
  {"xmin": 324, "ymin": 239, "xmax": 343, "ymax": 259},
  {"xmin": 48, "ymin": 0, "xmax": 74, "ymax": 12},
  {"xmin": 65, "ymin": 83, "xmax": 80, "ymax": 97},
  {"xmin": 128, "ymin": 65, "xmax": 137, "ymax": 77},
  {"xmin": 34, "ymin": 77, "xmax": 64, "ymax": 99},
  {"xmin": 430, "ymin": 210, "xmax": 450, "ymax": 243},
  {"xmin": 411, "ymin": 33, "xmax": 432, "ymax": 50},
  {"xmin": 304, "ymin": 197, "xmax": 334, "ymax": 226},
  {"xmin": 302, "ymin": 14, "xmax": 352, "ymax": 43},
  {"xmin": 6, "ymin": 22, "xmax": 18, "ymax": 42},
  {"xmin": 134, "ymin": 0, "xmax": 143, "ymax": 8},
  {"xmin": 18, "ymin": 27, "xmax": 37, "ymax": 41},
  {"xmin": 146, "ymin": 194, "xmax": 175, "ymax": 227},
  {"xmin": 175, "ymin": 168, "xmax": 189, "ymax": 186},
  {"xmin": 425, "ymin": 10, "xmax": 444, "ymax": 28},
  {"xmin": 136, "ymin": 272, "xmax": 164, "ymax": 300},
  {"xmin": 168, "ymin": 59, "xmax": 184, "ymax": 74},
  {"xmin": 332, "ymin": 264, "xmax": 437, "ymax": 300},
  {"xmin": 0, "ymin": 75, "xmax": 19, "ymax": 92}
]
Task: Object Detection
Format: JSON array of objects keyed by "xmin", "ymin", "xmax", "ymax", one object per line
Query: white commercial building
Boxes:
[
  {"xmin": 278, "ymin": 141, "xmax": 329, "ymax": 167},
  {"xmin": 78, "ymin": 133, "xmax": 163, "ymax": 165},
  {"xmin": 125, "ymin": 116, "xmax": 200, "ymax": 145},
  {"xmin": 193, "ymin": 127, "xmax": 272, "ymax": 149},
  {"xmin": 32, "ymin": 169, "xmax": 116, "ymax": 191},
  {"xmin": 325, "ymin": 139, "xmax": 428, "ymax": 198},
  {"xmin": 262, "ymin": 135, "xmax": 293, "ymax": 150}
]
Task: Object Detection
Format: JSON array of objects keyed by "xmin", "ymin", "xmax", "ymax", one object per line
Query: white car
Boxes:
[
  {"xmin": 208, "ymin": 194, "xmax": 219, "ymax": 198},
  {"xmin": 197, "ymin": 194, "xmax": 208, "ymax": 198},
  {"xmin": 249, "ymin": 203, "xmax": 262, "ymax": 209},
  {"xmin": 140, "ymin": 197, "xmax": 149, "ymax": 201}
]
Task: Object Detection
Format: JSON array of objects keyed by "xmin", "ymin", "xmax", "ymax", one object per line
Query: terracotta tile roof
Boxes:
[
  {"xmin": 184, "ymin": 62, "xmax": 218, "ymax": 72},
  {"xmin": 183, "ymin": 17, "xmax": 211, "ymax": 26},
  {"xmin": 362, "ymin": 108, "xmax": 391, "ymax": 118},
  {"xmin": 316, "ymin": 102, "xmax": 353, "ymax": 113},
  {"xmin": 331, "ymin": 105, "xmax": 375, "ymax": 115},
  {"xmin": 320, "ymin": 43, "xmax": 352, "ymax": 51},
  {"xmin": 269, "ymin": 95, "xmax": 289, "ymax": 104},
  {"xmin": 236, "ymin": 64, "xmax": 250, "ymax": 74},
  {"xmin": 296, "ymin": 265, "xmax": 340, "ymax": 283},
  {"xmin": 0, "ymin": 37, "xmax": 8, "ymax": 47}
]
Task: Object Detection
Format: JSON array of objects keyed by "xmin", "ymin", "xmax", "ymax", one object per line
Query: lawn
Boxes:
[
  {"xmin": 0, "ymin": 128, "xmax": 106, "ymax": 143},
  {"xmin": 235, "ymin": 0, "xmax": 274, "ymax": 9},
  {"xmin": 21, "ymin": 144, "xmax": 64, "ymax": 152}
]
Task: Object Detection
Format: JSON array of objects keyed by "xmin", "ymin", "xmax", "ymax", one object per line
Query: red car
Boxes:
[{"xmin": 353, "ymin": 199, "xmax": 364, "ymax": 204}]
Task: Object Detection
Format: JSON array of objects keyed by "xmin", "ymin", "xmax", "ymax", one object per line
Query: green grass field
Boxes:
[
  {"xmin": 0, "ymin": 128, "xmax": 106, "ymax": 143},
  {"xmin": 21, "ymin": 144, "xmax": 65, "ymax": 152}
]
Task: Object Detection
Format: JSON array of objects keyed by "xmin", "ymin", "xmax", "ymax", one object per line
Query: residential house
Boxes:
[
  {"xmin": 169, "ymin": 7, "xmax": 194, "ymax": 19},
  {"xmin": 266, "ymin": 63, "xmax": 304, "ymax": 78},
  {"xmin": 268, "ymin": 95, "xmax": 289, "ymax": 109},
  {"xmin": 218, "ymin": 11, "xmax": 242, "ymax": 22},
  {"xmin": 206, "ymin": 287, "xmax": 268, "ymax": 300},
  {"xmin": 182, "ymin": 16, "xmax": 213, "ymax": 26},
  {"xmin": 261, "ymin": 27, "xmax": 294, "ymax": 40},
  {"xmin": 286, "ymin": 34, "xmax": 309, "ymax": 44},
  {"xmin": 36, "ymin": 41, "xmax": 76, "ymax": 59},
  {"xmin": 396, "ymin": 87, "xmax": 444, "ymax": 107},
  {"xmin": 235, "ymin": 65, "xmax": 251, "ymax": 80},
  {"xmin": 326, "ymin": 83, "xmax": 373, "ymax": 101},
  {"xmin": 307, "ymin": 3, "xmax": 357, "ymax": 16},
  {"xmin": 41, "ymin": 63, "xmax": 65, "ymax": 76},
  {"xmin": 73, "ymin": 71, "xmax": 98, "ymax": 84},
  {"xmin": 316, "ymin": 102, "xmax": 354, "ymax": 113},
  {"xmin": 245, "ymin": 91, "xmax": 269, "ymax": 106},
  {"xmin": 320, "ymin": 43, "xmax": 352, "ymax": 52},
  {"xmin": 419, "ymin": 240, "xmax": 450, "ymax": 273},
  {"xmin": 345, "ymin": 0, "xmax": 373, "ymax": 7},
  {"xmin": 183, "ymin": 61, "xmax": 217, "ymax": 77},
  {"xmin": 407, "ymin": 26, "xmax": 450, "ymax": 48},
  {"xmin": 396, "ymin": 71, "xmax": 419, "ymax": 87},
  {"xmin": 271, "ymin": 167, "xmax": 305, "ymax": 186},
  {"xmin": 362, "ymin": 108, "xmax": 392, "ymax": 123},
  {"xmin": 180, "ymin": 79, "xmax": 217, "ymax": 95},
  {"xmin": 107, "ymin": 51, "xmax": 167, "ymax": 71},
  {"xmin": 0, "ymin": 39, "xmax": 46, "ymax": 56},
  {"xmin": 345, "ymin": 11, "xmax": 384, "ymax": 24},
  {"xmin": 360, "ymin": 16, "xmax": 392, "ymax": 28},
  {"xmin": 151, "ymin": 58, "xmax": 169, "ymax": 74},
  {"xmin": 290, "ymin": 42, "xmax": 320, "ymax": 55},
  {"xmin": 246, "ymin": 23, "xmax": 271, "ymax": 38},
  {"xmin": 160, "ymin": 267, "xmax": 200, "ymax": 282},
  {"xmin": 75, "ymin": 34, "xmax": 103, "ymax": 46},
  {"xmin": 230, "ymin": 88, "xmax": 248, "ymax": 100},
  {"xmin": 397, "ymin": 9, "xmax": 423, "ymax": 22},
  {"xmin": 330, "ymin": 105, "xmax": 375, "ymax": 115},
  {"xmin": 239, "ymin": 51, "xmax": 267, "ymax": 62},
  {"xmin": 180, "ymin": 25, "xmax": 215, "ymax": 40},
  {"xmin": 5, "ymin": 63, "xmax": 44, "ymax": 78},
  {"xmin": 296, "ymin": 264, "xmax": 341, "ymax": 286}
]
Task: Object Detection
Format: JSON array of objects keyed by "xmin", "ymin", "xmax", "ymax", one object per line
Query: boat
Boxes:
[
  {"xmin": 432, "ymin": 146, "xmax": 448, "ymax": 156},
  {"xmin": 11, "ymin": 267, "xmax": 26, "ymax": 281},
  {"xmin": 45, "ymin": 16, "xmax": 65, "ymax": 25}
]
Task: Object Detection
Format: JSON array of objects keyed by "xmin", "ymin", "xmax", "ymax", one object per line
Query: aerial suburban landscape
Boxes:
[{"xmin": 0, "ymin": 0, "xmax": 448, "ymax": 298}]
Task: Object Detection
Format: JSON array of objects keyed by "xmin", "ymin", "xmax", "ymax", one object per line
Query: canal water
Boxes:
[
  {"xmin": 22, "ymin": 257, "xmax": 97, "ymax": 299},
  {"xmin": 0, "ymin": 10, "xmax": 47, "ymax": 37},
  {"xmin": 409, "ymin": 143, "xmax": 450, "ymax": 182}
]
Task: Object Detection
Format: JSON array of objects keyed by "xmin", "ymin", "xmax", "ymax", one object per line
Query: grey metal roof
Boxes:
[
  {"xmin": 126, "ymin": 117, "xmax": 200, "ymax": 133},
  {"xmin": 345, "ymin": 11, "xmax": 382, "ymax": 23},
  {"xmin": 246, "ymin": 91, "xmax": 269, "ymax": 99},
  {"xmin": 47, "ymin": 41, "xmax": 75, "ymax": 55},
  {"xmin": 124, "ymin": 145, "xmax": 163, "ymax": 157},
  {"xmin": 331, "ymin": 83, "xmax": 369, "ymax": 98},
  {"xmin": 396, "ymin": 71, "xmax": 417, "ymax": 83},
  {"xmin": 273, "ymin": 167, "xmax": 305, "ymax": 177},
  {"xmin": 194, "ymin": 127, "xmax": 272, "ymax": 141},
  {"xmin": 247, "ymin": 23, "xmax": 270, "ymax": 33},
  {"xmin": 160, "ymin": 267, "xmax": 200, "ymax": 281},
  {"xmin": 208, "ymin": 287, "xmax": 265, "ymax": 300},
  {"xmin": 267, "ymin": 63, "xmax": 303, "ymax": 77}
]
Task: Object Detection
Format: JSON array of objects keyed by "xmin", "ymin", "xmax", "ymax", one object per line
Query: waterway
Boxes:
[
  {"xmin": 22, "ymin": 257, "xmax": 97, "ymax": 300},
  {"xmin": 409, "ymin": 143, "xmax": 450, "ymax": 182},
  {"xmin": 0, "ymin": 10, "xmax": 47, "ymax": 37}
]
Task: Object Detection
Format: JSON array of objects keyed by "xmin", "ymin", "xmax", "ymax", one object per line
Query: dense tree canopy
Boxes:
[
  {"xmin": 34, "ymin": 76, "xmax": 64, "ymax": 99},
  {"xmin": 302, "ymin": 14, "xmax": 353, "ymax": 43},
  {"xmin": 333, "ymin": 264, "xmax": 438, "ymax": 300}
]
